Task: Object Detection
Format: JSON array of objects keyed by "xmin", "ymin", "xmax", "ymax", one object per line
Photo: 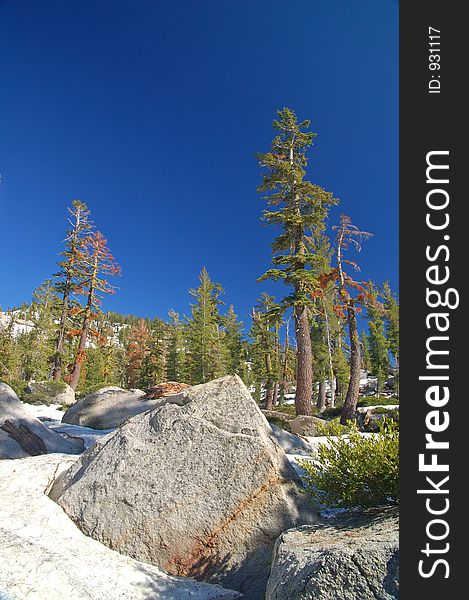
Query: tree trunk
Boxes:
[
  {"xmin": 279, "ymin": 319, "xmax": 290, "ymax": 403},
  {"xmin": 317, "ymin": 379, "xmax": 326, "ymax": 412},
  {"xmin": 0, "ymin": 420, "xmax": 48, "ymax": 456},
  {"xmin": 272, "ymin": 381, "xmax": 279, "ymax": 407},
  {"xmin": 264, "ymin": 352, "xmax": 274, "ymax": 410},
  {"xmin": 329, "ymin": 377, "xmax": 336, "ymax": 408},
  {"xmin": 340, "ymin": 300, "xmax": 361, "ymax": 425},
  {"xmin": 294, "ymin": 304, "xmax": 313, "ymax": 415},
  {"xmin": 51, "ymin": 291, "xmax": 69, "ymax": 381},
  {"xmin": 322, "ymin": 299, "xmax": 336, "ymax": 408},
  {"xmin": 69, "ymin": 264, "xmax": 96, "ymax": 390},
  {"xmin": 68, "ymin": 310, "xmax": 90, "ymax": 390}
]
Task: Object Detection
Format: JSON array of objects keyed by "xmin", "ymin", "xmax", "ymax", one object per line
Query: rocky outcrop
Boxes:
[
  {"xmin": 266, "ymin": 508, "xmax": 399, "ymax": 599},
  {"xmin": 25, "ymin": 380, "xmax": 75, "ymax": 406},
  {"xmin": 144, "ymin": 381, "xmax": 190, "ymax": 399},
  {"xmin": 0, "ymin": 382, "xmax": 83, "ymax": 459},
  {"xmin": 290, "ymin": 415, "xmax": 326, "ymax": 437},
  {"xmin": 53, "ymin": 375, "xmax": 317, "ymax": 599},
  {"xmin": 62, "ymin": 386, "xmax": 158, "ymax": 430},
  {"xmin": 0, "ymin": 454, "xmax": 241, "ymax": 600}
]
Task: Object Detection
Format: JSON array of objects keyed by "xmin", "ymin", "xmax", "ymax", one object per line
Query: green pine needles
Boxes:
[{"xmin": 257, "ymin": 107, "xmax": 338, "ymax": 306}]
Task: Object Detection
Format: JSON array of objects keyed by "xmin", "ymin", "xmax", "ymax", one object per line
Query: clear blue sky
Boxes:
[{"xmin": 0, "ymin": 0, "xmax": 398, "ymax": 324}]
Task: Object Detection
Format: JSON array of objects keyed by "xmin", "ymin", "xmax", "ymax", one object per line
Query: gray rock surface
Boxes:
[
  {"xmin": 270, "ymin": 424, "xmax": 314, "ymax": 455},
  {"xmin": 266, "ymin": 508, "xmax": 399, "ymax": 599},
  {"xmin": 62, "ymin": 386, "xmax": 159, "ymax": 429},
  {"xmin": 290, "ymin": 415, "xmax": 326, "ymax": 437},
  {"xmin": 26, "ymin": 380, "xmax": 76, "ymax": 406},
  {"xmin": 0, "ymin": 454, "xmax": 241, "ymax": 600},
  {"xmin": 0, "ymin": 382, "xmax": 83, "ymax": 459},
  {"xmin": 53, "ymin": 375, "xmax": 317, "ymax": 599}
]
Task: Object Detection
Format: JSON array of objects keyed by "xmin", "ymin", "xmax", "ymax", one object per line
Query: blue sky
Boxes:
[{"xmin": 0, "ymin": 0, "xmax": 398, "ymax": 324}]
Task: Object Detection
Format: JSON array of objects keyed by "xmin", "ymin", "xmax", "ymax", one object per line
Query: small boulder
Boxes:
[
  {"xmin": 25, "ymin": 381, "xmax": 75, "ymax": 407},
  {"xmin": 53, "ymin": 375, "xmax": 317, "ymax": 599},
  {"xmin": 266, "ymin": 508, "xmax": 399, "ymax": 600},
  {"xmin": 62, "ymin": 386, "xmax": 159, "ymax": 430},
  {"xmin": 290, "ymin": 415, "xmax": 326, "ymax": 437},
  {"xmin": 0, "ymin": 382, "xmax": 84, "ymax": 459}
]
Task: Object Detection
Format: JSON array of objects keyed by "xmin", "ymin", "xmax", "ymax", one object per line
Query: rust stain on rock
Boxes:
[{"xmin": 165, "ymin": 472, "xmax": 288, "ymax": 578}]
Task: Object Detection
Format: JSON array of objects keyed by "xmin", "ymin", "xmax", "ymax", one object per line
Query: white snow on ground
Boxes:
[
  {"xmin": 49, "ymin": 422, "xmax": 115, "ymax": 449},
  {"xmin": 21, "ymin": 402, "xmax": 115, "ymax": 449},
  {"xmin": 21, "ymin": 402, "xmax": 65, "ymax": 421}
]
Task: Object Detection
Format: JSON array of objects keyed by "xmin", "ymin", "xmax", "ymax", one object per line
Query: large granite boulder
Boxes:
[
  {"xmin": 0, "ymin": 382, "xmax": 84, "ymax": 459},
  {"xmin": 0, "ymin": 454, "xmax": 241, "ymax": 600},
  {"xmin": 266, "ymin": 508, "xmax": 399, "ymax": 599},
  {"xmin": 62, "ymin": 386, "xmax": 159, "ymax": 430},
  {"xmin": 53, "ymin": 375, "xmax": 317, "ymax": 599},
  {"xmin": 25, "ymin": 380, "xmax": 75, "ymax": 406}
]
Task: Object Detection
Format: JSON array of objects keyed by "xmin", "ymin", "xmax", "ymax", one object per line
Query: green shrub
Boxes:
[
  {"xmin": 23, "ymin": 380, "xmax": 67, "ymax": 405},
  {"xmin": 313, "ymin": 419, "xmax": 351, "ymax": 436},
  {"xmin": 299, "ymin": 419, "xmax": 399, "ymax": 509}
]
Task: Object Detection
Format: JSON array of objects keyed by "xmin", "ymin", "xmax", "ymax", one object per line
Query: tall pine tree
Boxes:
[
  {"xmin": 329, "ymin": 215, "xmax": 372, "ymax": 424},
  {"xmin": 68, "ymin": 232, "xmax": 121, "ymax": 390},
  {"xmin": 52, "ymin": 201, "xmax": 92, "ymax": 381},
  {"xmin": 257, "ymin": 108, "xmax": 337, "ymax": 415}
]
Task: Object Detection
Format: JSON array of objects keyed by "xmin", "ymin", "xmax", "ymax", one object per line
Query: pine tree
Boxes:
[
  {"xmin": 327, "ymin": 215, "xmax": 372, "ymax": 424},
  {"xmin": 332, "ymin": 339, "xmax": 350, "ymax": 405},
  {"xmin": 249, "ymin": 294, "xmax": 281, "ymax": 409},
  {"xmin": 52, "ymin": 201, "xmax": 92, "ymax": 381},
  {"xmin": 360, "ymin": 330, "xmax": 372, "ymax": 374},
  {"xmin": 138, "ymin": 319, "xmax": 168, "ymax": 389},
  {"xmin": 278, "ymin": 318, "xmax": 295, "ymax": 403},
  {"xmin": 187, "ymin": 268, "xmax": 226, "ymax": 384},
  {"xmin": 22, "ymin": 280, "xmax": 59, "ymax": 381},
  {"xmin": 311, "ymin": 305, "xmax": 330, "ymax": 412},
  {"xmin": 125, "ymin": 319, "xmax": 150, "ymax": 388},
  {"xmin": 257, "ymin": 108, "xmax": 337, "ymax": 415},
  {"xmin": 81, "ymin": 346, "xmax": 106, "ymax": 392},
  {"xmin": 222, "ymin": 305, "xmax": 247, "ymax": 380},
  {"xmin": 383, "ymin": 281, "xmax": 399, "ymax": 396},
  {"xmin": 367, "ymin": 283, "xmax": 390, "ymax": 396},
  {"xmin": 166, "ymin": 310, "xmax": 189, "ymax": 382},
  {"xmin": 310, "ymin": 232, "xmax": 336, "ymax": 410},
  {"xmin": 68, "ymin": 231, "xmax": 121, "ymax": 390},
  {"xmin": 0, "ymin": 311, "xmax": 20, "ymax": 381}
]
